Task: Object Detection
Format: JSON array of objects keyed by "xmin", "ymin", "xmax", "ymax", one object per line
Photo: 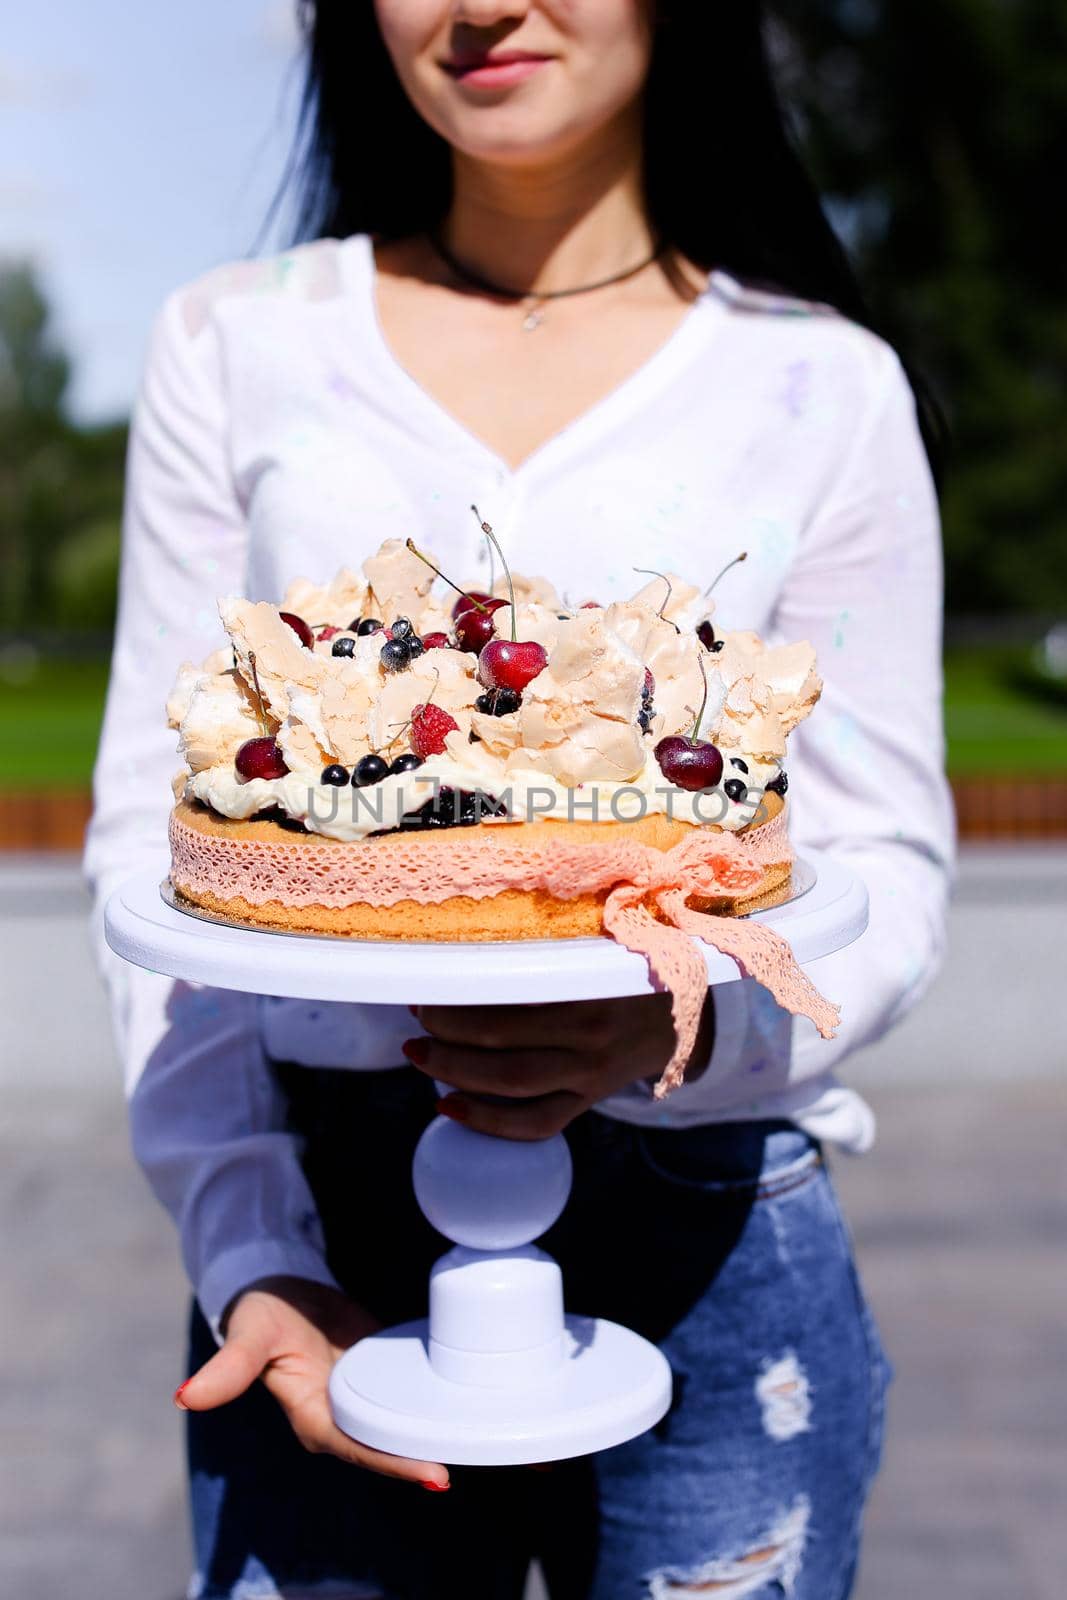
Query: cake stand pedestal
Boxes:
[{"xmin": 105, "ymin": 851, "xmax": 867, "ymax": 1465}]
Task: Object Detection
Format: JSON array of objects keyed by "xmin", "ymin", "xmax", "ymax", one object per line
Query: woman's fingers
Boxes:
[
  {"xmin": 279, "ymin": 1385, "xmax": 450, "ymax": 1488},
  {"xmin": 175, "ymin": 1331, "xmax": 269, "ymax": 1411},
  {"xmin": 437, "ymin": 1089, "xmax": 584, "ymax": 1140},
  {"xmin": 405, "ymin": 1037, "xmax": 587, "ymax": 1098},
  {"xmin": 414, "ymin": 998, "xmax": 621, "ymax": 1053}
]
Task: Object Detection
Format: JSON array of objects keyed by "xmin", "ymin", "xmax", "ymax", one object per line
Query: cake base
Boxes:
[{"xmin": 168, "ymin": 794, "xmax": 790, "ymax": 940}]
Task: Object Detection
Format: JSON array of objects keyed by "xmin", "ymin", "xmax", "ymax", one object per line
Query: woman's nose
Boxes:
[{"xmin": 450, "ymin": 0, "xmax": 531, "ymax": 25}]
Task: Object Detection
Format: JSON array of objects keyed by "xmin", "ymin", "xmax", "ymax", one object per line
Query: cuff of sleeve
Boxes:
[{"xmin": 197, "ymin": 1241, "xmax": 341, "ymax": 1344}]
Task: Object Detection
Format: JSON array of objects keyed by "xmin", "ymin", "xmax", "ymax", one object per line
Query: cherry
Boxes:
[
  {"xmin": 477, "ymin": 638, "xmax": 547, "ymax": 693},
  {"xmin": 235, "ymin": 737, "xmax": 289, "ymax": 781},
  {"xmin": 422, "ymin": 631, "xmax": 450, "ymax": 650},
  {"xmin": 653, "ymin": 736, "xmax": 724, "ymax": 792},
  {"xmin": 279, "ymin": 612, "xmax": 313, "ymax": 650},
  {"xmin": 410, "ymin": 703, "xmax": 459, "ymax": 759},
  {"xmin": 451, "ymin": 590, "xmax": 493, "ymax": 620},
  {"xmin": 454, "ymin": 598, "xmax": 507, "ymax": 653},
  {"xmin": 696, "ymin": 619, "xmax": 716, "ymax": 650}
]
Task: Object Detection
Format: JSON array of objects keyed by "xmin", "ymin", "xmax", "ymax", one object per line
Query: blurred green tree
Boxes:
[
  {"xmin": 777, "ymin": 0, "xmax": 1067, "ymax": 615},
  {"xmin": 0, "ymin": 263, "xmax": 126, "ymax": 635}
]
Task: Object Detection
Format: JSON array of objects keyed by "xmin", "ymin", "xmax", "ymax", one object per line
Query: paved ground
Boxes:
[{"xmin": 1, "ymin": 847, "xmax": 1064, "ymax": 1600}]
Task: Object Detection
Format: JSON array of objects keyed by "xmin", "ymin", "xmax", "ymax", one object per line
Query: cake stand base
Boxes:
[{"xmin": 329, "ymin": 1314, "xmax": 672, "ymax": 1467}]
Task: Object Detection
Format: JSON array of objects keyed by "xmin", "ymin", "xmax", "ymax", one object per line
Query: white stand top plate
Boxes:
[{"xmin": 104, "ymin": 849, "xmax": 867, "ymax": 1004}]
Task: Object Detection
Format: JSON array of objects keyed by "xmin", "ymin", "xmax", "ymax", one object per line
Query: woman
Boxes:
[{"xmin": 85, "ymin": 2, "xmax": 955, "ymax": 1596}]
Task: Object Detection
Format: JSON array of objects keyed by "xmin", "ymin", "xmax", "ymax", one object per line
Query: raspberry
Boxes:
[{"xmin": 410, "ymin": 703, "xmax": 459, "ymax": 759}]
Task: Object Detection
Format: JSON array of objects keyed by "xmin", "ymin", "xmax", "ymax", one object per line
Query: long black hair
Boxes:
[{"xmin": 286, "ymin": 0, "xmax": 946, "ymax": 485}]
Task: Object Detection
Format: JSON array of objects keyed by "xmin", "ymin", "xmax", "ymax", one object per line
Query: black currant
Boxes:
[
  {"xmin": 766, "ymin": 769, "xmax": 788, "ymax": 796},
  {"xmin": 355, "ymin": 617, "xmax": 382, "ymax": 636},
  {"xmin": 320, "ymin": 764, "xmax": 349, "ymax": 786},
  {"xmin": 380, "ymin": 639, "xmax": 412, "ymax": 673},
  {"xmin": 723, "ymin": 778, "xmax": 748, "ymax": 803},
  {"xmin": 390, "ymin": 752, "xmax": 423, "ymax": 775},
  {"xmin": 406, "ymin": 635, "xmax": 425, "ymax": 659},
  {"xmin": 638, "ymin": 708, "xmax": 653, "ymax": 733},
  {"xmin": 389, "ymin": 616, "xmax": 414, "ymax": 640},
  {"xmin": 729, "ymin": 757, "xmax": 749, "ymax": 774},
  {"xmin": 353, "ymin": 753, "xmax": 389, "ymax": 787},
  {"xmin": 331, "ymin": 636, "xmax": 356, "ymax": 658},
  {"xmin": 474, "ymin": 687, "xmax": 521, "ymax": 717}
]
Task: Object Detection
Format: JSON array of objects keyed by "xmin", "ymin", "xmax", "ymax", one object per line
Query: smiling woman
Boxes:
[{"xmin": 83, "ymin": 2, "xmax": 954, "ymax": 1597}]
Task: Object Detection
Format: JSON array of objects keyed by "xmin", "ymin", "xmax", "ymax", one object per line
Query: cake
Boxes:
[{"xmin": 166, "ymin": 531, "xmax": 839, "ymax": 1093}]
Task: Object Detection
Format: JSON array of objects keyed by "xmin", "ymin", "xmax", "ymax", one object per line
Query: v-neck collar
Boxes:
[{"xmin": 344, "ymin": 232, "xmax": 725, "ymax": 483}]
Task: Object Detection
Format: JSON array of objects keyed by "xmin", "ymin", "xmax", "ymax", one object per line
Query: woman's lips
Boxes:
[{"xmin": 444, "ymin": 54, "xmax": 552, "ymax": 89}]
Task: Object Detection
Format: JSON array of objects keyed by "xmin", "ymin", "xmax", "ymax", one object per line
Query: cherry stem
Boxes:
[
  {"xmin": 247, "ymin": 652, "xmax": 269, "ymax": 737},
  {"xmin": 471, "ymin": 505, "xmax": 515, "ymax": 642},
  {"xmin": 690, "ymin": 653, "xmax": 710, "ymax": 745},
  {"xmin": 404, "ymin": 538, "xmax": 490, "ymax": 614},
  {"xmin": 633, "ymin": 566, "xmax": 673, "ymax": 619},
  {"xmin": 703, "ymin": 550, "xmax": 747, "ymax": 598}
]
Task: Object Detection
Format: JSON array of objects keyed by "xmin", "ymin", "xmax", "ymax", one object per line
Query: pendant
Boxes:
[{"xmin": 522, "ymin": 303, "xmax": 545, "ymax": 332}]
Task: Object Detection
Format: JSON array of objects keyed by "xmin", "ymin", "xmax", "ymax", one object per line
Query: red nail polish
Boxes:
[
  {"xmin": 173, "ymin": 1380, "xmax": 191, "ymax": 1410},
  {"xmin": 402, "ymin": 1037, "xmax": 429, "ymax": 1066},
  {"xmin": 436, "ymin": 1096, "xmax": 470, "ymax": 1124},
  {"xmin": 420, "ymin": 1479, "xmax": 450, "ymax": 1491}
]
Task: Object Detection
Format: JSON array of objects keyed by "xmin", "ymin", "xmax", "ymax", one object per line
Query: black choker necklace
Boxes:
[{"xmin": 425, "ymin": 227, "xmax": 666, "ymax": 331}]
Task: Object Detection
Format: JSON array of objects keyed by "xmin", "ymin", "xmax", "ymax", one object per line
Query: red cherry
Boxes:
[
  {"xmin": 454, "ymin": 597, "xmax": 508, "ymax": 653},
  {"xmin": 279, "ymin": 612, "xmax": 314, "ymax": 649},
  {"xmin": 235, "ymin": 737, "xmax": 289, "ymax": 780},
  {"xmin": 451, "ymin": 590, "xmax": 494, "ymax": 620},
  {"xmin": 643, "ymin": 668, "xmax": 655, "ymax": 699},
  {"xmin": 653, "ymin": 736, "xmax": 723, "ymax": 791},
  {"xmin": 580, "ymin": 600, "xmax": 602, "ymax": 610},
  {"xmin": 422, "ymin": 631, "xmax": 450, "ymax": 650},
  {"xmin": 410, "ymin": 702, "xmax": 460, "ymax": 759},
  {"xmin": 477, "ymin": 639, "xmax": 548, "ymax": 693}
]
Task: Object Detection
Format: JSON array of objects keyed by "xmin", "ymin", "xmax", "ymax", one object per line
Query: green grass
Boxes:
[{"xmin": 1, "ymin": 645, "xmax": 1065, "ymax": 790}]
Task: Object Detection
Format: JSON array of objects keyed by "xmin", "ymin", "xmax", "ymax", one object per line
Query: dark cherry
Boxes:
[
  {"xmin": 355, "ymin": 617, "xmax": 382, "ymax": 636},
  {"xmin": 766, "ymin": 769, "xmax": 788, "ymax": 796},
  {"xmin": 320, "ymin": 764, "xmax": 349, "ymax": 786},
  {"xmin": 235, "ymin": 737, "xmax": 289, "ymax": 781},
  {"xmin": 474, "ymin": 687, "xmax": 522, "ymax": 717},
  {"xmin": 353, "ymin": 753, "xmax": 389, "ymax": 787},
  {"xmin": 279, "ymin": 611, "xmax": 314, "ymax": 649},
  {"xmin": 653, "ymin": 736, "xmax": 724, "ymax": 792},
  {"xmin": 390, "ymin": 753, "xmax": 424, "ymax": 775},
  {"xmin": 477, "ymin": 638, "xmax": 547, "ymax": 693},
  {"xmin": 380, "ymin": 638, "xmax": 412, "ymax": 673},
  {"xmin": 451, "ymin": 590, "xmax": 493, "ymax": 620},
  {"xmin": 454, "ymin": 598, "xmax": 508, "ymax": 653},
  {"xmin": 723, "ymin": 778, "xmax": 749, "ymax": 803},
  {"xmin": 696, "ymin": 619, "xmax": 716, "ymax": 651},
  {"xmin": 331, "ymin": 636, "xmax": 356, "ymax": 658}
]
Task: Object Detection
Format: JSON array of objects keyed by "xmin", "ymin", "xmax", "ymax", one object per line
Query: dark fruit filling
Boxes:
[{"xmin": 400, "ymin": 788, "xmax": 508, "ymax": 830}]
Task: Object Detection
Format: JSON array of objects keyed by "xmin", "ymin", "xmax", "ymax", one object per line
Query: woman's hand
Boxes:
[
  {"xmin": 403, "ymin": 990, "xmax": 715, "ymax": 1140},
  {"xmin": 174, "ymin": 1276, "xmax": 450, "ymax": 1489}
]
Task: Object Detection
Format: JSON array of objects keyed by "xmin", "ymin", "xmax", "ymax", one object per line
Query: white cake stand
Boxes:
[{"xmin": 105, "ymin": 851, "xmax": 867, "ymax": 1466}]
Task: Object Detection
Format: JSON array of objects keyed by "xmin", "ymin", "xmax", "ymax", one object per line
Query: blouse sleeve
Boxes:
[
  {"xmin": 82, "ymin": 291, "xmax": 339, "ymax": 1335},
  {"xmin": 624, "ymin": 340, "xmax": 956, "ymax": 1130}
]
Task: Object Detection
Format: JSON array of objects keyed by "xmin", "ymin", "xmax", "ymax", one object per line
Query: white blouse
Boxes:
[{"xmin": 84, "ymin": 234, "xmax": 955, "ymax": 1333}]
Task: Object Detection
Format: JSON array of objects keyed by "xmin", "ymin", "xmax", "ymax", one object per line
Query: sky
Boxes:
[{"xmin": 1, "ymin": 0, "xmax": 304, "ymax": 421}]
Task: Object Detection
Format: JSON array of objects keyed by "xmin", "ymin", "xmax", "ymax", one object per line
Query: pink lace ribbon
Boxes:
[{"xmin": 170, "ymin": 804, "xmax": 839, "ymax": 1096}]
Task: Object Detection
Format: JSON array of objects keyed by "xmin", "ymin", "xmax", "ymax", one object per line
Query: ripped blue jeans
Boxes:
[{"xmin": 187, "ymin": 1066, "xmax": 891, "ymax": 1599}]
